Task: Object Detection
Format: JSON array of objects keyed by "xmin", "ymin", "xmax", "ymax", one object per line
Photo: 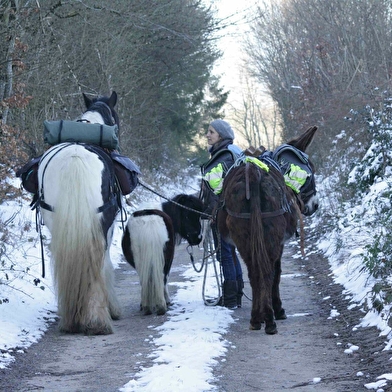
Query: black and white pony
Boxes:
[
  {"xmin": 38, "ymin": 91, "xmax": 121, "ymax": 335},
  {"xmin": 121, "ymin": 194, "xmax": 204, "ymax": 315}
]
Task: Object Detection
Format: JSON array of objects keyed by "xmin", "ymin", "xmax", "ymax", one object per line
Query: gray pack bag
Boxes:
[{"xmin": 43, "ymin": 120, "xmax": 119, "ymax": 150}]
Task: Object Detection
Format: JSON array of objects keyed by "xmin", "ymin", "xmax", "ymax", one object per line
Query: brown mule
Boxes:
[{"xmin": 217, "ymin": 126, "xmax": 319, "ymax": 334}]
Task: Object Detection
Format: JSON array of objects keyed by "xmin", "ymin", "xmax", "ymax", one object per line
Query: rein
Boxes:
[{"xmin": 138, "ymin": 179, "xmax": 212, "ymax": 219}]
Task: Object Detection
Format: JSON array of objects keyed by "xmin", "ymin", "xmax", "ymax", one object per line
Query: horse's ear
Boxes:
[
  {"xmin": 108, "ymin": 91, "xmax": 117, "ymax": 108},
  {"xmin": 174, "ymin": 194, "xmax": 185, "ymax": 205},
  {"xmin": 83, "ymin": 93, "xmax": 92, "ymax": 109},
  {"xmin": 287, "ymin": 125, "xmax": 318, "ymax": 152}
]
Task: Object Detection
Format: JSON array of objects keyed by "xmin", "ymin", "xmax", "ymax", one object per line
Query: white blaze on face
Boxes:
[{"xmin": 80, "ymin": 111, "xmax": 105, "ymax": 124}]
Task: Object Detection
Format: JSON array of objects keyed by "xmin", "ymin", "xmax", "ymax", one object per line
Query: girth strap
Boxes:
[
  {"xmin": 97, "ymin": 193, "xmax": 118, "ymax": 213},
  {"xmin": 224, "ymin": 192, "xmax": 294, "ymax": 220},
  {"xmin": 225, "ymin": 207, "xmax": 287, "ymax": 219},
  {"xmin": 39, "ymin": 198, "xmax": 54, "ymax": 212}
]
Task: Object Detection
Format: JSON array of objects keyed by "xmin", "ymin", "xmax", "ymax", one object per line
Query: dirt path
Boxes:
[{"xmin": 1, "ymin": 237, "xmax": 391, "ymax": 391}]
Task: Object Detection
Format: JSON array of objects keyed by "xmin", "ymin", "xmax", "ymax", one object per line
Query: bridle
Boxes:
[{"xmin": 78, "ymin": 101, "xmax": 116, "ymax": 126}]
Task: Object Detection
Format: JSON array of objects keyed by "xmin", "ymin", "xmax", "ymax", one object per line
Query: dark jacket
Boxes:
[{"xmin": 200, "ymin": 139, "xmax": 238, "ymax": 215}]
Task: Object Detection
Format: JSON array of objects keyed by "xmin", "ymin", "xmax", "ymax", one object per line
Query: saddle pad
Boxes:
[{"xmin": 44, "ymin": 120, "xmax": 119, "ymax": 150}]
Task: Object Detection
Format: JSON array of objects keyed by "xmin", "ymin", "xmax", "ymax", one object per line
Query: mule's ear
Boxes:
[
  {"xmin": 288, "ymin": 125, "xmax": 318, "ymax": 152},
  {"xmin": 83, "ymin": 93, "xmax": 92, "ymax": 109},
  {"xmin": 108, "ymin": 91, "xmax": 117, "ymax": 108}
]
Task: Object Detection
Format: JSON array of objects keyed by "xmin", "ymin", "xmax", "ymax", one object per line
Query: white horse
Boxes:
[{"xmin": 38, "ymin": 92, "xmax": 121, "ymax": 335}]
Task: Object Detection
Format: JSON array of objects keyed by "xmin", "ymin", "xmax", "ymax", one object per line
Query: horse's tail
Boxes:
[
  {"xmin": 248, "ymin": 165, "xmax": 274, "ymax": 279},
  {"xmin": 127, "ymin": 213, "xmax": 169, "ymax": 314},
  {"xmin": 48, "ymin": 149, "xmax": 111, "ymax": 334}
]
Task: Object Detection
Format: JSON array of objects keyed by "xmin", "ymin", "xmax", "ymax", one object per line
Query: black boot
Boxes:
[
  {"xmin": 222, "ymin": 280, "xmax": 238, "ymax": 309},
  {"xmin": 236, "ymin": 278, "xmax": 244, "ymax": 308}
]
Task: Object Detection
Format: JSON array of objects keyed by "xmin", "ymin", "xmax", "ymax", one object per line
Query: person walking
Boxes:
[{"xmin": 200, "ymin": 119, "xmax": 243, "ymax": 309}]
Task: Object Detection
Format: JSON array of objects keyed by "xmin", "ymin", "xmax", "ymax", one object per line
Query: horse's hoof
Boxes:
[
  {"xmin": 265, "ymin": 322, "xmax": 278, "ymax": 335},
  {"xmin": 249, "ymin": 323, "xmax": 262, "ymax": 330},
  {"xmin": 275, "ymin": 308, "xmax": 287, "ymax": 320},
  {"xmin": 110, "ymin": 308, "xmax": 121, "ymax": 320},
  {"xmin": 143, "ymin": 307, "xmax": 152, "ymax": 315},
  {"xmin": 156, "ymin": 306, "xmax": 167, "ymax": 316},
  {"xmin": 59, "ymin": 324, "xmax": 81, "ymax": 334},
  {"xmin": 84, "ymin": 323, "xmax": 113, "ymax": 335}
]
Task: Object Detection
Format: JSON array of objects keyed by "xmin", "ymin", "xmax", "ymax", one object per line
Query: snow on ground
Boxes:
[
  {"xmin": 312, "ymin": 173, "xmax": 392, "ymax": 390},
  {"xmin": 0, "ymin": 197, "xmax": 57, "ymax": 369},
  {"xmin": 2, "ymin": 163, "xmax": 392, "ymax": 390},
  {"xmin": 120, "ymin": 264, "xmax": 234, "ymax": 392},
  {"xmin": 1, "ymin": 173, "xmax": 238, "ymax": 391}
]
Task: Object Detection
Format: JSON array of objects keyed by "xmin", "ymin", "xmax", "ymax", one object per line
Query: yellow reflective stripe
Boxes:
[
  {"xmin": 284, "ymin": 164, "xmax": 308, "ymax": 193},
  {"xmin": 244, "ymin": 157, "xmax": 269, "ymax": 172},
  {"xmin": 204, "ymin": 163, "xmax": 224, "ymax": 194}
]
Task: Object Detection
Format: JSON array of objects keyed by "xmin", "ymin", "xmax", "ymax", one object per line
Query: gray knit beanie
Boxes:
[{"xmin": 210, "ymin": 119, "xmax": 235, "ymax": 140}]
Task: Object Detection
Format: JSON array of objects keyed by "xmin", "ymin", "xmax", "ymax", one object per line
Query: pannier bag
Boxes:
[
  {"xmin": 15, "ymin": 156, "xmax": 40, "ymax": 194},
  {"xmin": 44, "ymin": 120, "xmax": 119, "ymax": 150},
  {"xmin": 16, "ymin": 151, "xmax": 140, "ymax": 197},
  {"xmin": 111, "ymin": 152, "xmax": 141, "ymax": 195}
]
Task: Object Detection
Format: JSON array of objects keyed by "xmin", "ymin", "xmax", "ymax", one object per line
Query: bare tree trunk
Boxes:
[{"xmin": 1, "ymin": 0, "xmax": 19, "ymax": 125}]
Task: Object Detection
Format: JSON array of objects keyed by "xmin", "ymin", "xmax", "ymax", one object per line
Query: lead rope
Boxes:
[
  {"xmin": 138, "ymin": 179, "xmax": 212, "ymax": 219},
  {"xmin": 202, "ymin": 222, "xmax": 222, "ymax": 306},
  {"xmin": 138, "ymin": 179, "xmax": 222, "ymax": 303},
  {"xmin": 187, "ymin": 220, "xmax": 222, "ymax": 306}
]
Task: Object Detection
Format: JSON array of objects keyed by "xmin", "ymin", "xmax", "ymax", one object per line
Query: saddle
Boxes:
[
  {"xmin": 16, "ymin": 145, "xmax": 141, "ymax": 201},
  {"xmin": 242, "ymin": 145, "xmax": 281, "ymax": 172},
  {"xmin": 244, "ymin": 146, "xmax": 265, "ymax": 157},
  {"xmin": 237, "ymin": 144, "xmax": 312, "ymax": 196},
  {"xmin": 272, "ymin": 144, "xmax": 312, "ymax": 176}
]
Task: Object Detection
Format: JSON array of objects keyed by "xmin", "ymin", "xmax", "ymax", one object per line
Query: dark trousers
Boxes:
[{"xmin": 213, "ymin": 229, "xmax": 243, "ymax": 281}]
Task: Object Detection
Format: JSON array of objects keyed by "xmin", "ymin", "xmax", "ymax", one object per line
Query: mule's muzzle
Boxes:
[{"xmin": 303, "ymin": 194, "xmax": 319, "ymax": 216}]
